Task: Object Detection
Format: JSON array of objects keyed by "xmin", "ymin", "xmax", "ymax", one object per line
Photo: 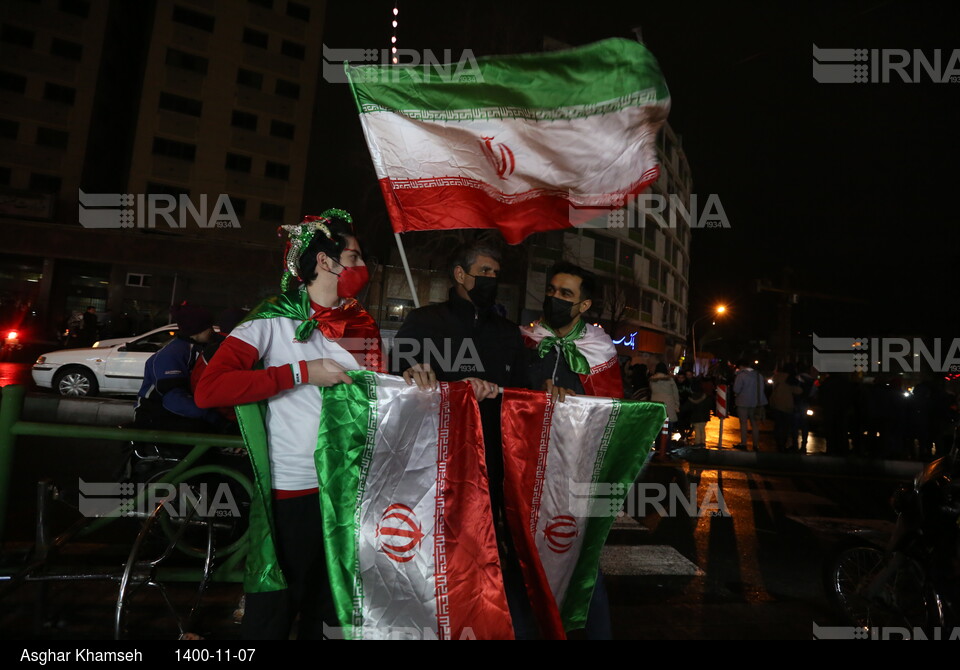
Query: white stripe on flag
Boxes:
[
  {"xmin": 355, "ymin": 380, "xmax": 442, "ymax": 638},
  {"xmin": 533, "ymin": 398, "xmax": 614, "ymax": 605},
  {"xmin": 359, "ymin": 103, "xmax": 668, "ymax": 201}
]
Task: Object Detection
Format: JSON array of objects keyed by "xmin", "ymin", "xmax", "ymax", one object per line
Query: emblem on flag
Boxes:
[
  {"xmin": 543, "ymin": 515, "xmax": 579, "ymax": 554},
  {"xmin": 479, "ymin": 136, "xmax": 516, "ymax": 179},
  {"xmin": 376, "ymin": 503, "xmax": 425, "ymax": 563}
]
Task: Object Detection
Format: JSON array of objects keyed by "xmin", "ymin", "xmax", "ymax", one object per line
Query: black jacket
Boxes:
[
  {"xmin": 390, "ymin": 288, "xmax": 525, "ymax": 507},
  {"xmin": 389, "ymin": 288, "xmax": 526, "ymax": 387}
]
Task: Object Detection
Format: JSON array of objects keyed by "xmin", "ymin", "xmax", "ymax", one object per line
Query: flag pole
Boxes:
[{"xmin": 393, "ymin": 233, "xmax": 420, "ymax": 308}]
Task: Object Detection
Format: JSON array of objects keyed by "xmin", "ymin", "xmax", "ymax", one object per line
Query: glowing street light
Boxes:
[{"xmin": 691, "ymin": 304, "xmax": 727, "ymax": 375}]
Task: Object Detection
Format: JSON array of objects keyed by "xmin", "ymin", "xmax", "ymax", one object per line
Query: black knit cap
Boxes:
[{"xmin": 173, "ymin": 303, "xmax": 213, "ymax": 337}]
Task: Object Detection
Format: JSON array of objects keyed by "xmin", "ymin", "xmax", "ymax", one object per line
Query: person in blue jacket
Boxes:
[{"xmin": 135, "ymin": 302, "xmax": 225, "ymax": 432}]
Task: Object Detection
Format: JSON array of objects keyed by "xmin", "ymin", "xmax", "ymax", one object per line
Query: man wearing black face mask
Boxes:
[
  {"xmin": 390, "ymin": 240, "xmax": 526, "ymax": 443},
  {"xmin": 522, "ymin": 261, "xmax": 623, "ymax": 401},
  {"xmin": 390, "ymin": 241, "xmax": 525, "ymax": 431},
  {"xmin": 520, "ymin": 261, "xmax": 623, "ymax": 639}
]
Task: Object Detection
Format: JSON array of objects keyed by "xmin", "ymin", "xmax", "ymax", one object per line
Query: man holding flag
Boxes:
[
  {"xmin": 196, "ymin": 209, "xmax": 384, "ymax": 639},
  {"xmin": 515, "ymin": 261, "xmax": 623, "ymax": 638}
]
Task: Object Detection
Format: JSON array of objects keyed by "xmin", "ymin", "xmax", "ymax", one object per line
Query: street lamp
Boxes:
[{"xmin": 690, "ymin": 304, "xmax": 726, "ymax": 375}]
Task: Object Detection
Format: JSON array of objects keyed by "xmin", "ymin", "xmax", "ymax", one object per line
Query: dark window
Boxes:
[
  {"xmin": 146, "ymin": 181, "xmax": 190, "ymax": 197},
  {"xmin": 0, "ymin": 71, "xmax": 26, "ymax": 93},
  {"xmin": 225, "ymin": 153, "xmax": 252, "ymax": 172},
  {"xmin": 619, "ymin": 245, "xmax": 635, "ymax": 268},
  {"xmin": 0, "ymin": 167, "xmax": 10, "ymax": 186},
  {"xmin": 126, "ymin": 273, "xmax": 152, "ymax": 288},
  {"xmin": 58, "ymin": 0, "xmax": 89, "ymax": 17},
  {"xmin": 264, "ymin": 161, "xmax": 289, "ymax": 180},
  {"xmin": 1, "ymin": 24, "xmax": 35, "ymax": 48},
  {"xmin": 644, "ymin": 216, "xmax": 656, "ymax": 245},
  {"xmin": 229, "ymin": 196, "xmax": 247, "ymax": 217},
  {"xmin": 43, "ymin": 82, "xmax": 76, "ymax": 105},
  {"xmin": 165, "ymin": 48, "xmax": 208, "ymax": 74},
  {"xmin": 275, "ymin": 78, "xmax": 299, "ymax": 99},
  {"xmin": 231, "ymin": 110, "xmax": 257, "ymax": 131},
  {"xmin": 158, "ymin": 92, "xmax": 202, "ymax": 117},
  {"xmin": 236, "ymin": 68, "xmax": 263, "ymax": 89},
  {"xmin": 152, "ymin": 136, "xmax": 196, "ymax": 162},
  {"xmin": 172, "ymin": 5, "xmax": 215, "ymax": 32},
  {"xmin": 286, "ymin": 2, "xmax": 310, "ymax": 21},
  {"xmin": 29, "ymin": 173, "xmax": 61, "ymax": 193},
  {"xmin": 242, "ymin": 28, "xmax": 268, "ymax": 49},
  {"xmin": 248, "ymin": 0, "xmax": 273, "ymax": 7},
  {"xmin": 0, "ymin": 118, "xmax": 18, "ymax": 140},
  {"xmin": 281, "ymin": 40, "xmax": 305, "ymax": 60},
  {"xmin": 260, "ymin": 202, "xmax": 284, "ymax": 221},
  {"xmin": 50, "ymin": 38, "xmax": 83, "ymax": 60},
  {"xmin": 594, "ymin": 237, "xmax": 615, "ymax": 263},
  {"xmin": 269, "ymin": 119, "xmax": 294, "ymax": 139},
  {"xmin": 36, "ymin": 127, "xmax": 68, "ymax": 148}
]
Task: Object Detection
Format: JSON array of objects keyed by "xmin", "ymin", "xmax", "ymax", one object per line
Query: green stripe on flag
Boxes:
[
  {"xmin": 347, "ymin": 38, "xmax": 669, "ymax": 118},
  {"xmin": 559, "ymin": 400, "xmax": 666, "ymax": 628},
  {"xmin": 316, "ymin": 370, "xmax": 378, "ymax": 639}
]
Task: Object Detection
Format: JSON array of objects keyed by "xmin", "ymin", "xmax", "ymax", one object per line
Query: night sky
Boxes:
[{"xmin": 312, "ymin": 1, "xmax": 960, "ymax": 346}]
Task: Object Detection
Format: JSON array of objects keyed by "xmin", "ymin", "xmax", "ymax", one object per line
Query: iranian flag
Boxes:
[
  {"xmin": 500, "ymin": 389, "xmax": 666, "ymax": 636},
  {"xmin": 346, "ymin": 38, "xmax": 670, "ymax": 244},
  {"xmin": 317, "ymin": 372, "xmax": 513, "ymax": 640}
]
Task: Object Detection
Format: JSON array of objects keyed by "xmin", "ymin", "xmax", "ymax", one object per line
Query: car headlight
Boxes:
[
  {"xmin": 35, "ymin": 356, "xmax": 46, "ymax": 364},
  {"xmin": 92, "ymin": 341, "xmax": 101, "ymax": 348}
]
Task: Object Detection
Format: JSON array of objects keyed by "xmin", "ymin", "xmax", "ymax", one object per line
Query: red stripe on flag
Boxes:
[
  {"xmin": 433, "ymin": 383, "xmax": 451, "ymax": 639},
  {"xmin": 378, "ymin": 168, "xmax": 660, "ymax": 245},
  {"xmin": 438, "ymin": 381, "xmax": 515, "ymax": 640},
  {"xmin": 501, "ymin": 388, "xmax": 567, "ymax": 639}
]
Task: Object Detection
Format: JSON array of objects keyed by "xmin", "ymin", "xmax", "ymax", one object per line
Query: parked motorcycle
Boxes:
[{"xmin": 825, "ymin": 430, "xmax": 959, "ymax": 631}]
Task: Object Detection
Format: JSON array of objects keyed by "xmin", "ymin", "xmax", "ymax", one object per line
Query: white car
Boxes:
[{"xmin": 32, "ymin": 325, "xmax": 181, "ymax": 396}]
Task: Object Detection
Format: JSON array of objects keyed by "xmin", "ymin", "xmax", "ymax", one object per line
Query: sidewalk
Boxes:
[{"xmin": 668, "ymin": 415, "xmax": 924, "ymax": 480}]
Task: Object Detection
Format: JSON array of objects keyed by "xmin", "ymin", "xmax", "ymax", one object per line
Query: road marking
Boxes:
[{"xmin": 601, "ymin": 545, "xmax": 704, "ymax": 577}]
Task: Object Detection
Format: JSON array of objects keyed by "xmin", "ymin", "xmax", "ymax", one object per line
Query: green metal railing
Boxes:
[{"xmin": 0, "ymin": 384, "xmax": 249, "ymax": 583}]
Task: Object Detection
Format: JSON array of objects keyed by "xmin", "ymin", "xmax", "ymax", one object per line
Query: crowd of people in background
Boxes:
[{"xmin": 623, "ymin": 357, "xmax": 958, "ymax": 462}]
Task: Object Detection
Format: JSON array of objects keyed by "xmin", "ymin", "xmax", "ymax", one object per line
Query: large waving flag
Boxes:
[
  {"xmin": 346, "ymin": 38, "xmax": 670, "ymax": 244},
  {"xmin": 317, "ymin": 372, "xmax": 513, "ymax": 640},
  {"xmin": 500, "ymin": 389, "xmax": 665, "ymax": 635}
]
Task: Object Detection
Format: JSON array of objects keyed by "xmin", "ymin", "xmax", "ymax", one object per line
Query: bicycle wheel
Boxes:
[
  {"xmin": 157, "ymin": 465, "xmax": 253, "ymax": 559},
  {"xmin": 114, "ymin": 493, "xmax": 213, "ymax": 639},
  {"xmin": 114, "ymin": 465, "xmax": 251, "ymax": 638}
]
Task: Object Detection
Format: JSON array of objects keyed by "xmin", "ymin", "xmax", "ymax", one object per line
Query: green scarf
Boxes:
[
  {"xmin": 536, "ymin": 319, "xmax": 590, "ymax": 375},
  {"xmin": 243, "ymin": 288, "xmax": 317, "ymax": 343}
]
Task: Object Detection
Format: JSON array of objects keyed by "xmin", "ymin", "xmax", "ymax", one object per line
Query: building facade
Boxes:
[{"xmin": 1, "ymin": 0, "xmax": 324, "ymax": 340}]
